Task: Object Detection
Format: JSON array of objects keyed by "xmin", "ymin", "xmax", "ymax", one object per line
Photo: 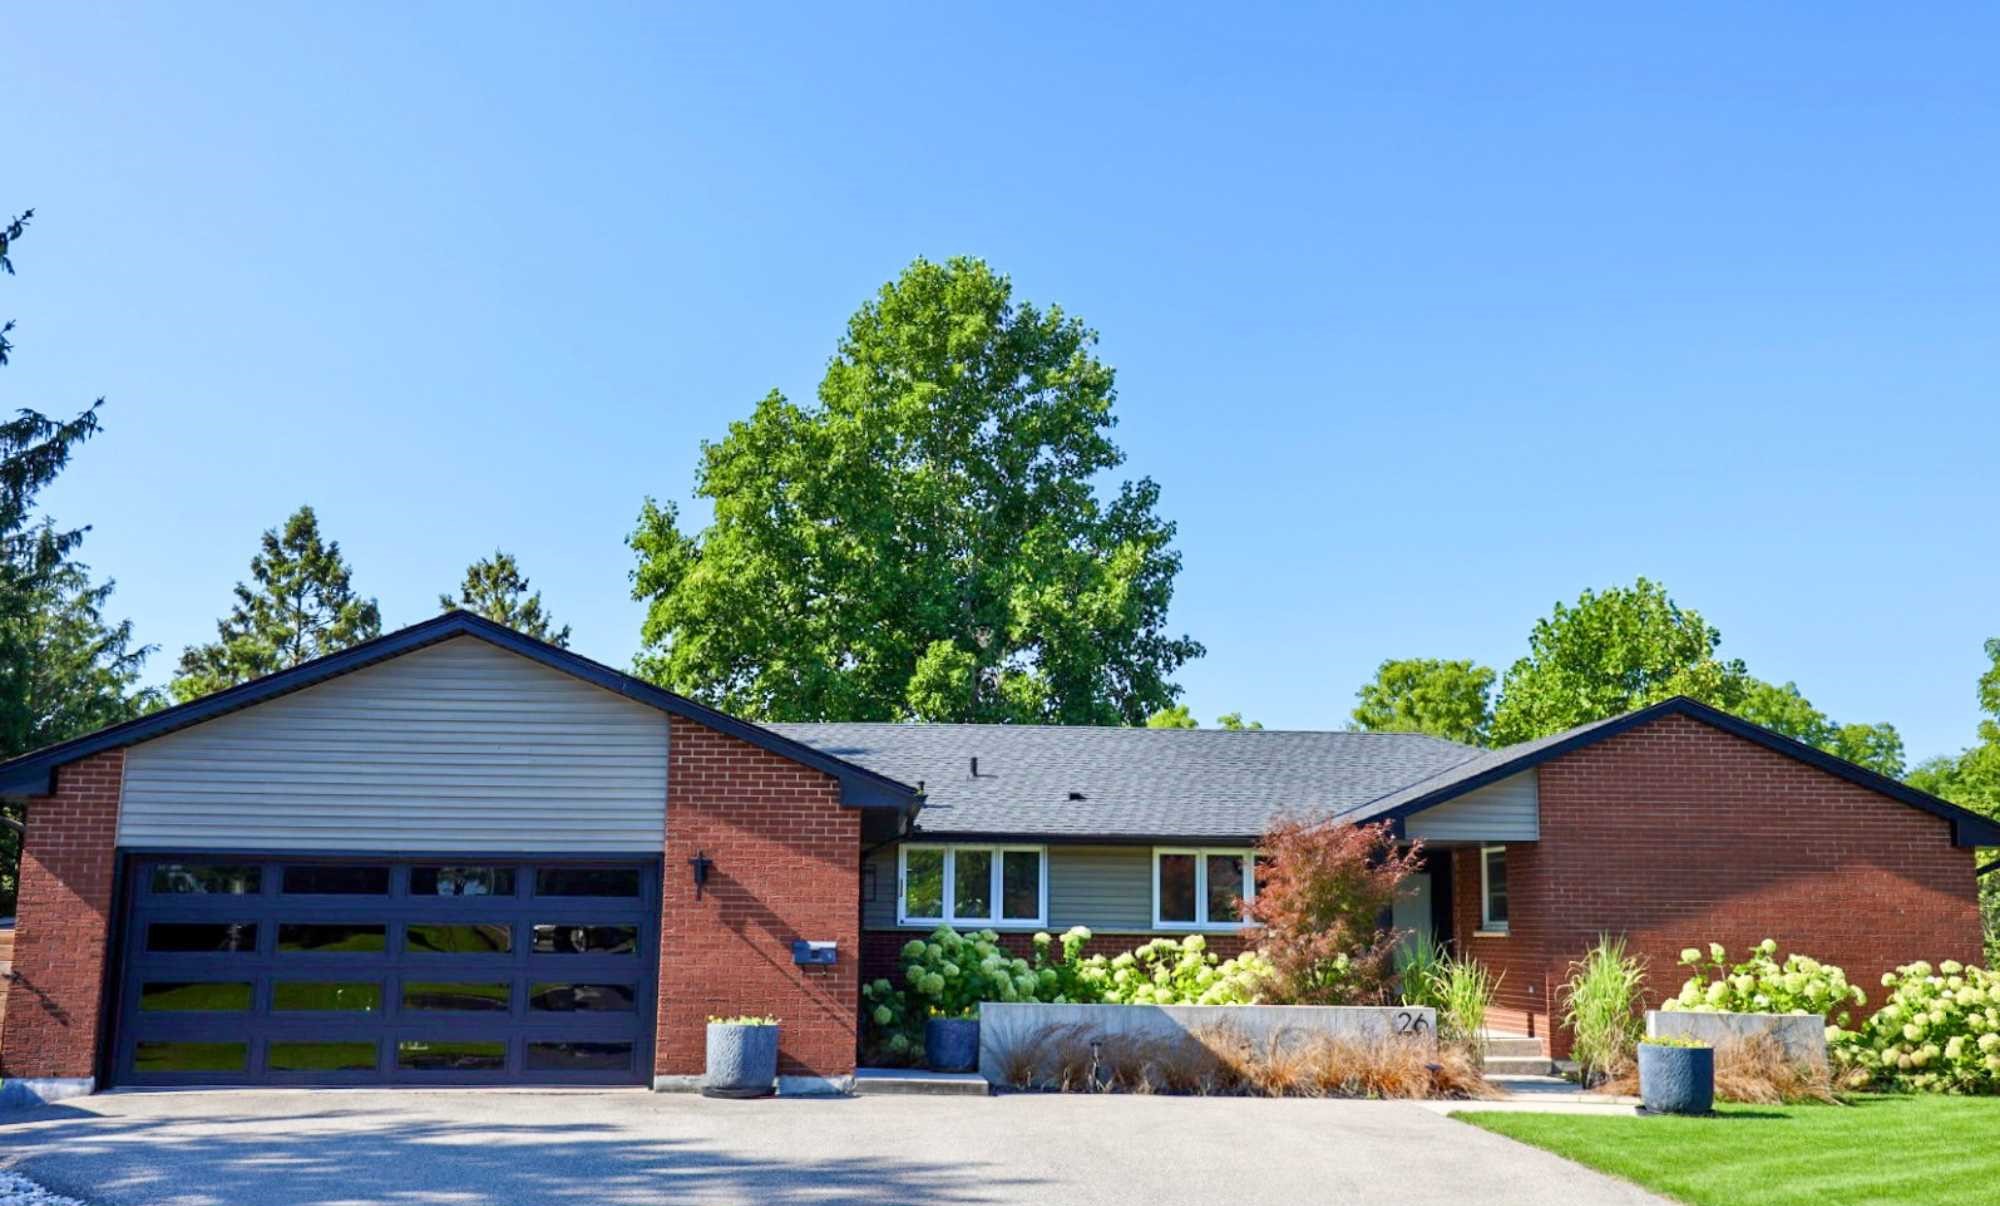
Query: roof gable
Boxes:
[
  {"xmin": 0, "ymin": 611, "xmax": 920, "ymax": 809},
  {"xmin": 1360, "ymin": 696, "xmax": 2000, "ymax": 848}
]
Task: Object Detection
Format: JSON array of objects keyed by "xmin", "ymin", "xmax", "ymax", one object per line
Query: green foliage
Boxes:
[
  {"xmin": 1665, "ymin": 940, "xmax": 1866, "ymax": 1030},
  {"xmin": 1739, "ymin": 680, "xmax": 1905, "ymax": 776},
  {"xmin": 1246, "ymin": 819, "xmax": 1421, "ymax": 1005},
  {"xmin": 1642, "ymin": 1035, "xmax": 1713, "ymax": 1049},
  {"xmin": 1145, "ymin": 705, "xmax": 1262, "ymax": 730},
  {"xmin": 1397, "ymin": 932, "xmax": 1501, "ymax": 1054},
  {"xmin": 173, "ymin": 505, "xmax": 381, "ymax": 701},
  {"xmin": 707, "ymin": 1015, "xmax": 779, "ymax": 1026},
  {"xmin": 860, "ymin": 925, "xmax": 1272, "ymax": 1063},
  {"xmin": 1563, "ymin": 935, "xmax": 1646, "ymax": 1087},
  {"xmin": 1075, "ymin": 934, "xmax": 1274, "ymax": 1006},
  {"xmin": 1351, "ymin": 657, "xmax": 1495, "ymax": 745},
  {"xmin": 629, "ymin": 256, "xmax": 1202, "ymax": 725},
  {"xmin": 440, "ymin": 549, "xmax": 569, "ymax": 646},
  {"xmin": 1838, "ymin": 961, "xmax": 2000, "ymax": 1094},
  {"xmin": 1491, "ymin": 579, "xmax": 1749, "ymax": 744}
]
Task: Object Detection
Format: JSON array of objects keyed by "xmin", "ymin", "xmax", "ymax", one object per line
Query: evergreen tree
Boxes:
[
  {"xmin": 440, "ymin": 550, "xmax": 569, "ymax": 646},
  {"xmin": 173, "ymin": 505, "xmax": 381, "ymax": 700}
]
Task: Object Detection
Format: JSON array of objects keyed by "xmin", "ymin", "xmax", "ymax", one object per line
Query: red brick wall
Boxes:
[
  {"xmin": 0, "ymin": 750, "xmax": 124, "ymax": 1081},
  {"xmin": 657, "ymin": 717, "xmax": 861, "ymax": 1080},
  {"xmin": 861, "ymin": 927, "xmax": 1252, "ymax": 986},
  {"xmin": 1452, "ymin": 713, "xmax": 1984, "ymax": 1058}
]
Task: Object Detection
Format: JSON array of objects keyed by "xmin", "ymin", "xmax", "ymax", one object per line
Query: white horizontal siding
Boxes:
[
  {"xmin": 1404, "ymin": 769, "xmax": 1539, "ymax": 843},
  {"xmin": 118, "ymin": 636, "xmax": 668, "ymax": 852}
]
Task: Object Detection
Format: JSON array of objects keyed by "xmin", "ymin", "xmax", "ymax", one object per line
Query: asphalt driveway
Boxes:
[{"xmin": 0, "ymin": 1088, "xmax": 1665, "ymax": 1206}]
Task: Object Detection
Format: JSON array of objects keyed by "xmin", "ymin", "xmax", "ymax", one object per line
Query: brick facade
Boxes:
[
  {"xmin": 0, "ymin": 750, "xmax": 125, "ymax": 1081},
  {"xmin": 1451, "ymin": 713, "xmax": 1984, "ymax": 1057},
  {"xmin": 657, "ymin": 716, "xmax": 861, "ymax": 1080}
]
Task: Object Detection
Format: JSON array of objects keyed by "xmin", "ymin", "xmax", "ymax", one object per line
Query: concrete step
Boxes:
[
  {"xmin": 851, "ymin": 1068, "xmax": 990, "ymax": 1097},
  {"xmin": 1481, "ymin": 1036, "xmax": 1547, "ymax": 1059},
  {"xmin": 1482, "ymin": 1055, "xmax": 1557, "ymax": 1077}
]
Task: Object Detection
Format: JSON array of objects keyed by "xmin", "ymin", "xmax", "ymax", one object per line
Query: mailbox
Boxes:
[{"xmin": 792, "ymin": 939, "xmax": 838, "ymax": 966}]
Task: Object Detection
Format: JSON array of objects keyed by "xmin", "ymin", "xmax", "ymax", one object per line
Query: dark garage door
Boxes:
[{"xmin": 113, "ymin": 856, "xmax": 657, "ymax": 1086}]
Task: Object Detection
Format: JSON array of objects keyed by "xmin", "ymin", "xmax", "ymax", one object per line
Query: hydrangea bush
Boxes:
[
  {"xmin": 1067, "ymin": 934, "xmax": 1275, "ymax": 1006},
  {"xmin": 1837, "ymin": 960, "xmax": 2000, "ymax": 1094},
  {"xmin": 860, "ymin": 924, "xmax": 1273, "ymax": 1063},
  {"xmin": 1665, "ymin": 940, "xmax": 1866, "ymax": 1030}
]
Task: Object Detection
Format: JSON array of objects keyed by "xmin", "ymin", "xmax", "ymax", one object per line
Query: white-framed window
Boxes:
[
  {"xmin": 897, "ymin": 844, "xmax": 1047, "ymax": 928},
  {"xmin": 1152, "ymin": 847, "xmax": 1256, "ymax": 931},
  {"xmin": 1479, "ymin": 845, "xmax": 1509, "ymax": 934}
]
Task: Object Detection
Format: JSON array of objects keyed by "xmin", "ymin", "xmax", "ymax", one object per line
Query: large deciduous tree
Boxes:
[
  {"xmin": 1488, "ymin": 578, "xmax": 1749, "ymax": 744},
  {"xmin": 1351, "ymin": 657, "xmax": 1495, "ymax": 746},
  {"xmin": 630, "ymin": 256, "xmax": 1202, "ymax": 724},
  {"xmin": 174, "ymin": 505, "xmax": 380, "ymax": 700},
  {"xmin": 440, "ymin": 550, "xmax": 569, "ymax": 647},
  {"xmin": 1738, "ymin": 678, "xmax": 1905, "ymax": 777}
]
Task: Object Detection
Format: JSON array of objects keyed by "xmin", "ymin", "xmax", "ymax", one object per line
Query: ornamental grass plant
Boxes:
[{"xmin": 1563, "ymin": 934, "xmax": 1646, "ymax": 1088}]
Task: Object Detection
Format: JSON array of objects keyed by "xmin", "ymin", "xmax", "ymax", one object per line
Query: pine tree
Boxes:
[
  {"xmin": 440, "ymin": 550, "xmax": 569, "ymax": 646},
  {"xmin": 173, "ymin": 505, "xmax": 381, "ymax": 700}
]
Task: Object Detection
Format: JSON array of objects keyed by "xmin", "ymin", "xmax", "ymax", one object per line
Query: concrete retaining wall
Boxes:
[
  {"xmin": 1647, "ymin": 1010, "xmax": 1828, "ymax": 1065},
  {"xmin": 978, "ymin": 1002, "xmax": 1436, "ymax": 1085}
]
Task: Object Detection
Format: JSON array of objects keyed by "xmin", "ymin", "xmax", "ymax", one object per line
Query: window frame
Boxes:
[
  {"xmin": 1478, "ymin": 844, "xmax": 1509, "ymax": 935},
  {"xmin": 1151, "ymin": 847, "xmax": 1257, "ymax": 932},
  {"xmin": 895, "ymin": 843, "xmax": 1048, "ymax": 929}
]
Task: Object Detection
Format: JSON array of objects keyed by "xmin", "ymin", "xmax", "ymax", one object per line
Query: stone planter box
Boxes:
[
  {"xmin": 703, "ymin": 1022, "xmax": 779, "ymax": 1098},
  {"xmin": 926, "ymin": 1017, "xmax": 980, "ymax": 1072},
  {"xmin": 1647, "ymin": 1010, "xmax": 1827, "ymax": 1067},
  {"xmin": 1638, "ymin": 1041, "xmax": 1715, "ymax": 1115},
  {"xmin": 977, "ymin": 1002, "xmax": 1436, "ymax": 1086}
]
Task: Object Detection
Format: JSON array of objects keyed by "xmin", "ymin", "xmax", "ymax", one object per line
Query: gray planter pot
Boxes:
[
  {"xmin": 925, "ymin": 1017, "xmax": 980, "ymax": 1073},
  {"xmin": 1638, "ymin": 1042, "xmax": 1714, "ymax": 1115},
  {"xmin": 704, "ymin": 1023, "xmax": 779, "ymax": 1098}
]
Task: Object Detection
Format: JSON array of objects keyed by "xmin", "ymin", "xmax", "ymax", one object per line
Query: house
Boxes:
[{"xmin": 0, "ymin": 611, "xmax": 1991, "ymax": 1098}]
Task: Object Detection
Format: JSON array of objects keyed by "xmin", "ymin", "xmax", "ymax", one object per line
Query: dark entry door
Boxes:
[{"xmin": 113, "ymin": 856, "xmax": 657, "ymax": 1086}]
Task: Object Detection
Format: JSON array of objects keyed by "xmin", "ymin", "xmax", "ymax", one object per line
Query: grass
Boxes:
[{"xmin": 1458, "ymin": 1095, "xmax": 2000, "ymax": 1206}]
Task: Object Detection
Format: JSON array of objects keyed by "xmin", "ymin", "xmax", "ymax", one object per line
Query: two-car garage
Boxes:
[{"xmin": 114, "ymin": 856, "xmax": 658, "ymax": 1086}]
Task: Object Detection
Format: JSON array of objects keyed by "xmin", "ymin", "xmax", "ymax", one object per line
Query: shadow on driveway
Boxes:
[{"xmin": 1, "ymin": 1093, "xmax": 1025, "ymax": 1206}]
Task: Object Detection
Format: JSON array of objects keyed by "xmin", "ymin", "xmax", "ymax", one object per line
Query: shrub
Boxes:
[
  {"xmin": 861, "ymin": 925, "xmax": 1043, "ymax": 1062},
  {"xmin": 1246, "ymin": 818, "xmax": 1423, "ymax": 1005},
  {"xmin": 1397, "ymin": 933, "xmax": 1502, "ymax": 1058},
  {"xmin": 1563, "ymin": 935, "xmax": 1645, "ymax": 1087},
  {"xmin": 1069, "ymin": 934, "xmax": 1275, "ymax": 1006},
  {"xmin": 1836, "ymin": 960, "xmax": 2000, "ymax": 1095},
  {"xmin": 1665, "ymin": 939, "xmax": 1866, "ymax": 1030}
]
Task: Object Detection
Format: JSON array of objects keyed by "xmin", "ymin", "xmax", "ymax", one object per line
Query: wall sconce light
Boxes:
[{"xmin": 688, "ymin": 850, "xmax": 714, "ymax": 899}]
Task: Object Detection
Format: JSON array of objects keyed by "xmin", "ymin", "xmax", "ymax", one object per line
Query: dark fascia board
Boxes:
[
  {"xmin": 0, "ymin": 611, "xmax": 923, "ymax": 810},
  {"xmin": 1376, "ymin": 696, "xmax": 2000, "ymax": 849},
  {"xmin": 904, "ymin": 830, "xmax": 1264, "ymax": 848}
]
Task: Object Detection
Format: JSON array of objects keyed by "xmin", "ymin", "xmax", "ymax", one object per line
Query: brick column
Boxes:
[
  {"xmin": 655, "ymin": 718, "xmax": 860, "ymax": 1088},
  {"xmin": 1, "ymin": 750, "xmax": 125, "ymax": 1085}
]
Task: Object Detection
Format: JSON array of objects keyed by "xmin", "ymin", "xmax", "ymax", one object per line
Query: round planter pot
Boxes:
[
  {"xmin": 704, "ymin": 1023, "xmax": 779, "ymax": 1099},
  {"xmin": 925, "ymin": 1017, "xmax": 980, "ymax": 1073},
  {"xmin": 1638, "ymin": 1043, "xmax": 1714, "ymax": 1115}
]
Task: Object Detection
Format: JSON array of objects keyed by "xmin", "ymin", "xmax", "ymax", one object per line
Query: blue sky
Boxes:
[{"xmin": 6, "ymin": 5, "xmax": 1997, "ymax": 761}]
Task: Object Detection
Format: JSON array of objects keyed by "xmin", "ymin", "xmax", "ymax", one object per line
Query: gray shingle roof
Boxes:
[{"xmin": 765, "ymin": 723, "xmax": 1479, "ymax": 840}]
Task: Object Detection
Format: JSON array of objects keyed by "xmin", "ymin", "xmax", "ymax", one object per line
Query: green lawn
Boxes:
[{"xmin": 1457, "ymin": 1096, "xmax": 2000, "ymax": 1206}]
